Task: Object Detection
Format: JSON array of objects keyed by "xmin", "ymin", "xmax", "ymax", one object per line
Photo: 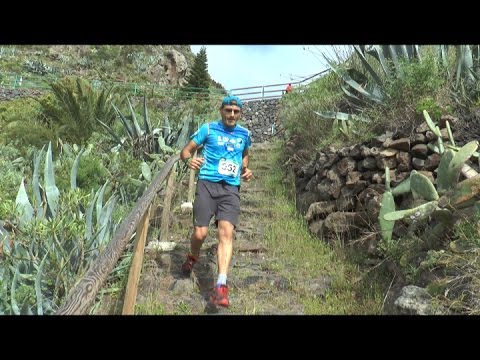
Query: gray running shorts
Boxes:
[{"xmin": 193, "ymin": 179, "xmax": 240, "ymax": 227}]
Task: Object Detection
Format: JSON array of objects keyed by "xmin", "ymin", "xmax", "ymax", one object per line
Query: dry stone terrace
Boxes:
[{"xmin": 291, "ymin": 114, "xmax": 472, "ymax": 249}]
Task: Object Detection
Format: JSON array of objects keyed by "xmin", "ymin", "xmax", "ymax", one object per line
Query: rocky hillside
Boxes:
[{"xmin": 0, "ymin": 45, "xmax": 195, "ymax": 86}]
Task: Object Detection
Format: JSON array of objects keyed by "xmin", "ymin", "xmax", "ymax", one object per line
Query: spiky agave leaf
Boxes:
[
  {"xmin": 314, "ymin": 111, "xmax": 371, "ymax": 123},
  {"xmin": 70, "ymin": 147, "xmax": 85, "ymax": 190},
  {"xmin": 126, "ymin": 96, "xmax": 142, "ymax": 138},
  {"xmin": 10, "ymin": 267, "xmax": 20, "ymax": 315},
  {"xmin": 340, "ymin": 83, "xmax": 367, "ymax": 108},
  {"xmin": 365, "ymin": 45, "xmax": 392, "ymax": 78},
  {"xmin": 32, "ymin": 145, "xmax": 46, "ymax": 219},
  {"xmin": 455, "ymin": 45, "xmax": 475, "ymax": 87},
  {"xmin": 323, "ymin": 56, "xmax": 385, "ymax": 104},
  {"xmin": 97, "ymin": 119, "xmax": 123, "ymax": 147},
  {"xmin": 112, "ymin": 103, "xmax": 133, "ymax": 140},
  {"xmin": 95, "ymin": 181, "xmax": 109, "ymax": 225},
  {"xmin": 437, "ymin": 45, "xmax": 450, "ymax": 72},
  {"xmin": 142, "ymin": 95, "xmax": 152, "ymax": 135},
  {"xmin": 15, "ymin": 178, "xmax": 34, "ymax": 228},
  {"xmin": 175, "ymin": 113, "xmax": 194, "ymax": 149},
  {"xmin": 34, "ymin": 251, "xmax": 49, "ymax": 315},
  {"xmin": 163, "ymin": 115, "xmax": 172, "ymax": 140},
  {"xmin": 85, "ymin": 189, "xmax": 99, "ymax": 241},
  {"xmin": 353, "ymin": 45, "xmax": 385, "ymax": 88},
  {"xmin": 44, "ymin": 142, "xmax": 60, "ymax": 218},
  {"xmin": 96, "ymin": 195, "xmax": 117, "ymax": 248}
]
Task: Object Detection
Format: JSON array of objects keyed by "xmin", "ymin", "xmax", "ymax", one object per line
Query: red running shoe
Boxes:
[
  {"xmin": 181, "ymin": 254, "xmax": 198, "ymax": 276},
  {"xmin": 210, "ymin": 285, "xmax": 230, "ymax": 307}
]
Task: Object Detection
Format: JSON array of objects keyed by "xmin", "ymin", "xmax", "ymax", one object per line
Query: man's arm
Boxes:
[
  {"xmin": 241, "ymin": 149, "xmax": 249, "ymax": 168},
  {"xmin": 181, "ymin": 140, "xmax": 203, "ymax": 170},
  {"xmin": 241, "ymin": 149, "xmax": 252, "ymax": 181},
  {"xmin": 180, "ymin": 140, "xmax": 198, "ymax": 161}
]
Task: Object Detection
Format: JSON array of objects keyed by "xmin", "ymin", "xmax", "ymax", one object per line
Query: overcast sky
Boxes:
[{"xmin": 190, "ymin": 45, "xmax": 343, "ymax": 91}]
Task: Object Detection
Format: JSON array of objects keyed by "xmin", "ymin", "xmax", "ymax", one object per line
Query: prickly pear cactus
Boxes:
[
  {"xmin": 378, "ymin": 167, "xmax": 395, "ymax": 242},
  {"xmin": 378, "ymin": 111, "xmax": 480, "ymax": 242}
]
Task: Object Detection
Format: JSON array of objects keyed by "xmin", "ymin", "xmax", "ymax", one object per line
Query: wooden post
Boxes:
[
  {"xmin": 187, "ymin": 150, "xmax": 197, "ymax": 203},
  {"xmin": 160, "ymin": 163, "xmax": 177, "ymax": 241},
  {"xmin": 122, "ymin": 204, "xmax": 151, "ymax": 315}
]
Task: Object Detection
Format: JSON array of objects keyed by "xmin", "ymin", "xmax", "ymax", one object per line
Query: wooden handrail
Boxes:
[{"xmin": 56, "ymin": 153, "xmax": 180, "ymax": 315}]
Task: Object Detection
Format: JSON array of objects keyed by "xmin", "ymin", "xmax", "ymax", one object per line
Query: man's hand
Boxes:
[
  {"xmin": 186, "ymin": 157, "xmax": 204, "ymax": 170},
  {"xmin": 241, "ymin": 167, "xmax": 253, "ymax": 181}
]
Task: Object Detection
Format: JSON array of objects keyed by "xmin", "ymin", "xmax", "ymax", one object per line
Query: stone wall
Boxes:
[
  {"xmin": 241, "ymin": 98, "xmax": 281, "ymax": 143},
  {"xmin": 293, "ymin": 114, "xmax": 470, "ymax": 254}
]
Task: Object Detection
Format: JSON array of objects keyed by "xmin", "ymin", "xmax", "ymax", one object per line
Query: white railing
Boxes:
[{"xmin": 229, "ymin": 69, "xmax": 330, "ymax": 102}]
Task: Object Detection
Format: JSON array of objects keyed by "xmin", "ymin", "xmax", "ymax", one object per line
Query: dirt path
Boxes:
[{"xmin": 134, "ymin": 141, "xmax": 307, "ymax": 315}]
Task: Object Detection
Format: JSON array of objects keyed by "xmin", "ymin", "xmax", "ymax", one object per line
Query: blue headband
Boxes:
[{"xmin": 221, "ymin": 95, "xmax": 243, "ymax": 109}]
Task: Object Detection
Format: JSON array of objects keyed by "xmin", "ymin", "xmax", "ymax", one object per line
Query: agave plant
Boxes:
[
  {"xmin": 437, "ymin": 45, "xmax": 480, "ymax": 88},
  {"xmin": 322, "ymin": 45, "xmax": 422, "ymax": 109},
  {"xmin": 98, "ymin": 95, "xmax": 195, "ymax": 161},
  {"xmin": 440, "ymin": 45, "xmax": 480, "ymax": 110},
  {"xmin": 314, "ymin": 45, "xmax": 425, "ymax": 135},
  {"xmin": 0, "ymin": 142, "xmax": 118, "ymax": 314}
]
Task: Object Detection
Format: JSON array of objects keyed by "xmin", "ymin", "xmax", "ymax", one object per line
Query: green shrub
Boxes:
[
  {"xmin": 0, "ymin": 144, "xmax": 26, "ymax": 215},
  {"xmin": 0, "ymin": 97, "xmax": 53, "ymax": 150},
  {"xmin": 54, "ymin": 150, "xmax": 108, "ymax": 193},
  {"xmin": 279, "ymin": 71, "xmax": 347, "ymax": 150},
  {"xmin": 415, "ymin": 97, "xmax": 442, "ymax": 121},
  {"xmin": 385, "ymin": 54, "xmax": 445, "ymax": 108}
]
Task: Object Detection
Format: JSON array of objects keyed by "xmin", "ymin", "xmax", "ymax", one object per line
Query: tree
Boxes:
[{"xmin": 183, "ymin": 46, "xmax": 210, "ymax": 99}]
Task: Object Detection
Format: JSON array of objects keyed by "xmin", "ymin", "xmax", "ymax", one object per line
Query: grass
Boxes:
[
  {"xmin": 252, "ymin": 141, "xmax": 389, "ymax": 314},
  {"xmin": 135, "ymin": 295, "xmax": 166, "ymax": 315},
  {"xmin": 173, "ymin": 300, "xmax": 192, "ymax": 315},
  {"xmin": 423, "ymin": 215, "xmax": 480, "ymax": 314}
]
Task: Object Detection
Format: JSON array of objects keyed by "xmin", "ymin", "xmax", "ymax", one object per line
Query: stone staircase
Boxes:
[{"xmin": 134, "ymin": 141, "xmax": 306, "ymax": 315}]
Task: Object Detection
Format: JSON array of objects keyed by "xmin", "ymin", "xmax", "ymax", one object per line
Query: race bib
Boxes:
[{"xmin": 218, "ymin": 158, "xmax": 239, "ymax": 177}]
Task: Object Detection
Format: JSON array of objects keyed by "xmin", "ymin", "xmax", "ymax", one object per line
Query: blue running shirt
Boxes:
[{"xmin": 191, "ymin": 120, "xmax": 252, "ymax": 186}]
